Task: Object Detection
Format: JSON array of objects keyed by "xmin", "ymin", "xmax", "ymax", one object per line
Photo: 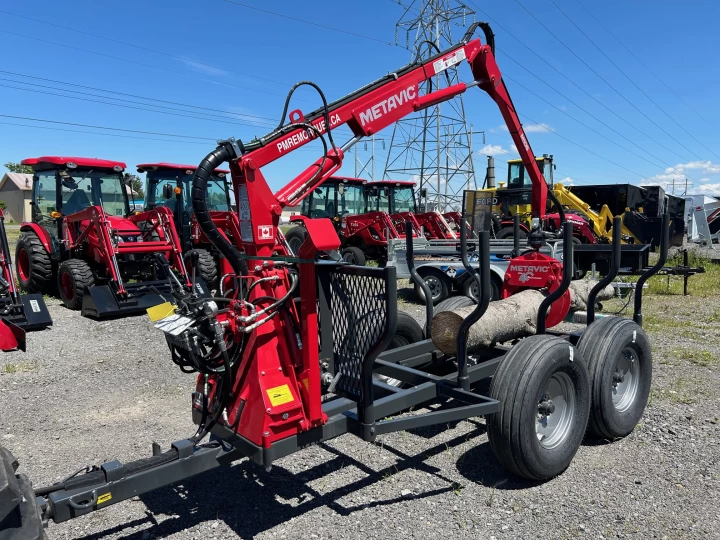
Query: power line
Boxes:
[
  {"xmin": 549, "ymin": 0, "xmax": 720, "ymax": 162},
  {"xmin": 0, "ymin": 121, "xmax": 208, "ymax": 146},
  {"xmin": 0, "ymin": 9, "xmax": 290, "ymax": 87},
  {"xmin": 0, "ymin": 114, "xmax": 218, "ymax": 140},
  {"xmin": 573, "ymin": 0, "xmax": 717, "ymax": 152},
  {"xmin": 513, "ymin": 0, "xmax": 703, "ymax": 162},
  {"xmin": 223, "ymin": 0, "xmax": 396, "ymax": 46},
  {"xmin": 0, "ymin": 30, "xmax": 289, "ymax": 99},
  {"xmin": 0, "ymin": 70, "xmax": 278, "ymax": 123},
  {"xmin": 501, "ymin": 72, "xmax": 700, "ymax": 183},
  {"xmin": 0, "ymin": 80, "xmax": 277, "ymax": 130},
  {"xmin": 464, "ymin": 0, "xmax": 703, "ymax": 171}
]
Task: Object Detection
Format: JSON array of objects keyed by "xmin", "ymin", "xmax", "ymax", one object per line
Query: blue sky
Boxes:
[{"xmin": 1, "ymin": 0, "xmax": 719, "ymax": 197}]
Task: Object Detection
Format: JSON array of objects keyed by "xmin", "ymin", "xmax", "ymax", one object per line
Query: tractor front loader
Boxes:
[
  {"xmin": 140, "ymin": 162, "xmax": 235, "ymax": 289},
  {"xmin": 1, "ymin": 23, "xmax": 661, "ymax": 539},
  {"xmin": 16, "ymin": 157, "xmax": 205, "ymax": 319},
  {"xmin": 365, "ymin": 180, "xmax": 459, "ymax": 240},
  {"xmin": 0, "ymin": 208, "xmax": 52, "ymax": 351}
]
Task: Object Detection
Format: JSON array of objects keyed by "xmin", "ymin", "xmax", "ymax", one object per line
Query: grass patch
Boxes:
[
  {"xmin": 1, "ymin": 361, "xmax": 38, "ymax": 373},
  {"xmin": 670, "ymin": 347, "xmax": 717, "ymax": 368},
  {"xmin": 645, "ymin": 252, "xmax": 720, "ymax": 298}
]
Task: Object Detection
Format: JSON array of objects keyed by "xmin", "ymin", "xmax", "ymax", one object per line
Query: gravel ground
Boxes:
[{"xmin": 1, "ymin": 255, "xmax": 719, "ymax": 539}]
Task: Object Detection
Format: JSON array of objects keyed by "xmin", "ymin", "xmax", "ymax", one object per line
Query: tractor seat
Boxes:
[{"xmin": 62, "ymin": 190, "xmax": 92, "ymax": 215}]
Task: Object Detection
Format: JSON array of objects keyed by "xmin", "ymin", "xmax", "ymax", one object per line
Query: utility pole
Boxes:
[
  {"xmin": 383, "ymin": 0, "xmax": 478, "ymax": 212},
  {"xmin": 354, "ymin": 135, "xmax": 386, "ymax": 180}
]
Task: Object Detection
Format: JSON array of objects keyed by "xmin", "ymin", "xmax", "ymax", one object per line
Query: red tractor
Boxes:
[
  {"xmin": 285, "ymin": 176, "xmax": 402, "ymax": 265},
  {"xmin": 16, "ymin": 156, "xmax": 201, "ymax": 318},
  {"xmin": 365, "ymin": 180, "xmax": 460, "ymax": 240},
  {"xmin": 139, "ymin": 162, "xmax": 235, "ymax": 290}
]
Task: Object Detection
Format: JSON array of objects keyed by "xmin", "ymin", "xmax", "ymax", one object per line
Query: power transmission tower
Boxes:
[{"xmin": 383, "ymin": 0, "xmax": 477, "ymax": 212}]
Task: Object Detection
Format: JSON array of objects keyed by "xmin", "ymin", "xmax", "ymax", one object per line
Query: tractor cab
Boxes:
[
  {"xmin": 365, "ymin": 181, "xmax": 458, "ymax": 240},
  {"xmin": 139, "ymin": 163, "xmax": 231, "ymax": 251},
  {"xmin": 298, "ymin": 176, "xmax": 366, "ymax": 220},
  {"xmin": 23, "ymin": 157, "xmax": 131, "ymax": 247}
]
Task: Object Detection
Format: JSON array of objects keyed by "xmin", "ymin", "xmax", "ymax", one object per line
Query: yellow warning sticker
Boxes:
[
  {"xmin": 147, "ymin": 302, "xmax": 176, "ymax": 322},
  {"xmin": 97, "ymin": 492, "xmax": 112, "ymax": 505},
  {"xmin": 266, "ymin": 384, "xmax": 294, "ymax": 407}
]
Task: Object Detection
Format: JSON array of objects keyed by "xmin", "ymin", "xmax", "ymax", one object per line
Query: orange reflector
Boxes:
[
  {"xmin": 49, "ymin": 211, "xmax": 62, "ymax": 219},
  {"xmin": 174, "ymin": 187, "xmax": 182, "ymax": 195}
]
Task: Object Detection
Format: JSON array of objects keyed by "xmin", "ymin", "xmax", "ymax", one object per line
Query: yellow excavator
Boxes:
[{"xmin": 471, "ymin": 155, "xmax": 641, "ymax": 244}]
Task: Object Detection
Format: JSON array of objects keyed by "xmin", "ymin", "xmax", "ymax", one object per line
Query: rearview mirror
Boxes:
[
  {"xmin": 162, "ymin": 183, "xmax": 174, "ymax": 199},
  {"xmin": 338, "ymin": 183, "xmax": 345, "ymax": 196}
]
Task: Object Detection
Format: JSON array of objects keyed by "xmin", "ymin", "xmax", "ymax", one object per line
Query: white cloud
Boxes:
[
  {"xmin": 558, "ymin": 176, "xmax": 574, "ymax": 186},
  {"xmin": 510, "ymin": 143, "xmax": 518, "ymax": 154},
  {"xmin": 496, "ymin": 123, "xmax": 553, "ymax": 133},
  {"xmin": 180, "ymin": 59, "xmax": 228, "ymax": 76},
  {"xmin": 689, "ymin": 183, "xmax": 720, "ymax": 197},
  {"xmin": 478, "ymin": 144, "xmax": 512, "ymax": 156},
  {"xmin": 642, "ymin": 160, "xmax": 720, "ymax": 193}
]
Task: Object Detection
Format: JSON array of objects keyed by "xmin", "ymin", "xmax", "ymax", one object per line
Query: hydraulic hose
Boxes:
[{"xmin": 192, "ymin": 144, "xmax": 245, "ymax": 281}]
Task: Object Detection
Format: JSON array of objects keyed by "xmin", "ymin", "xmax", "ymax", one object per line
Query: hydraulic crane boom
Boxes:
[{"xmin": 207, "ymin": 22, "xmax": 548, "ymax": 261}]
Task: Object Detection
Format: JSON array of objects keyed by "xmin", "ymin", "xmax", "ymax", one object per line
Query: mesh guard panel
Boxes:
[{"xmin": 327, "ymin": 265, "xmax": 396, "ymax": 404}]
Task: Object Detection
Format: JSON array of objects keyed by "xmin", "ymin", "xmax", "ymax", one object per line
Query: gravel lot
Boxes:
[{"xmin": 1, "ymin": 245, "xmax": 719, "ymax": 539}]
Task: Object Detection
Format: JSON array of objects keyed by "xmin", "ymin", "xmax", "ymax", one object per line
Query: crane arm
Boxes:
[{"xmin": 192, "ymin": 22, "xmax": 549, "ymax": 258}]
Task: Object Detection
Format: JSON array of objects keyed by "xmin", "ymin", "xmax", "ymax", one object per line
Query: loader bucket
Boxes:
[
  {"xmin": 81, "ymin": 280, "xmax": 211, "ymax": 319},
  {"xmin": 0, "ymin": 445, "xmax": 45, "ymax": 539},
  {"xmin": 0, "ymin": 319, "xmax": 25, "ymax": 352},
  {"xmin": 17, "ymin": 294, "xmax": 53, "ymax": 331}
]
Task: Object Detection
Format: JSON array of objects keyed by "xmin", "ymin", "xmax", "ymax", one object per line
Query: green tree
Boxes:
[
  {"xmin": 123, "ymin": 173, "xmax": 144, "ymax": 199},
  {"xmin": 4, "ymin": 162, "xmax": 32, "ymax": 174}
]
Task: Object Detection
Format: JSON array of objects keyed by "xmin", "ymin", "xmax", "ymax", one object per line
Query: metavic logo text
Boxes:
[
  {"xmin": 359, "ymin": 86, "xmax": 417, "ymax": 127},
  {"xmin": 510, "ymin": 265, "xmax": 549, "ymax": 273}
]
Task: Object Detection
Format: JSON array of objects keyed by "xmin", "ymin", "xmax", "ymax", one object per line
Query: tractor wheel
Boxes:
[
  {"xmin": 285, "ymin": 226, "xmax": 308, "ymax": 255},
  {"xmin": 576, "ymin": 316, "xmax": 652, "ymax": 440},
  {"xmin": 434, "ymin": 295, "xmax": 475, "ymax": 314},
  {"xmin": 15, "ymin": 232, "xmax": 53, "ymax": 293},
  {"xmin": 57, "ymin": 259, "xmax": 95, "ymax": 310},
  {"xmin": 496, "ymin": 226, "xmax": 527, "ymax": 240},
  {"xmin": 341, "ymin": 246, "xmax": 367, "ymax": 266},
  {"xmin": 462, "ymin": 274, "xmax": 500, "ymax": 302},
  {"xmin": 414, "ymin": 269, "xmax": 450, "ymax": 305},
  {"xmin": 184, "ymin": 249, "xmax": 218, "ymax": 289},
  {"xmin": 388, "ymin": 311, "xmax": 424, "ymax": 349},
  {"xmin": 488, "ymin": 335, "xmax": 590, "ymax": 481}
]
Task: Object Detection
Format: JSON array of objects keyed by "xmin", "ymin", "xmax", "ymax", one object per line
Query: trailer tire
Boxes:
[
  {"xmin": 496, "ymin": 226, "xmax": 527, "ymax": 240},
  {"xmin": 57, "ymin": 259, "xmax": 95, "ymax": 310},
  {"xmin": 462, "ymin": 274, "xmax": 500, "ymax": 302},
  {"xmin": 435, "ymin": 295, "xmax": 475, "ymax": 314},
  {"xmin": 285, "ymin": 226, "xmax": 308, "ymax": 255},
  {"xmin": 15, "ymin": 232, "xmax": 53, "ymax": 294},
  {"xmin": 414, "ymin": 268, "xmax": 450, "ymax": 305},
  {"xmin": 388, "ymin": 311, "xmax": 424, "ymax": 348},
  {"xmin": 488, "ymin": 335, "xmax": 590, "ymax": 481},
  {"xmin": 184, "ymin": 249, "xmax": 218, "ymax": 289},
  {"xmin": 341, "ymin": 246, "xmax": 367, "ymax": 266},
  {"xmin": 576, "ymin": 316, "xmax": 652, "ymax": 440}
]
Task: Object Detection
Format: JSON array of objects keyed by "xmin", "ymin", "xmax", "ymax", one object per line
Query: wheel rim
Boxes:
[
  {"xmin": 424, "ymin": 276, "xmax": 442, "ymax": 299},
  {"xmin": 612, "ymin": 347, "xmax": 640, "ymax": 413},
  {"xmin": 17, "ymin": 248, "xmax": 30, "ymax": 282},
  {"xmin": 536, "ymin": 371, "xmax": 576, "ymax": 449},
  {"xmin": 469, "ymin": 280, "xmax": 479, "ymax": 300},
  {"xmin": 343, "ymin": 251, "xmax": 357, "ymax": 264},
  {"xmin": 60, "ymin": 271, "xmax": 73, "ymax": 301}
]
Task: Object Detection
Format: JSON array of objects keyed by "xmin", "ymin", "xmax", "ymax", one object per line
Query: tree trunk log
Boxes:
[{"xmin": 430, "ymin": 281, "xmax": 615, "ymax": 355}]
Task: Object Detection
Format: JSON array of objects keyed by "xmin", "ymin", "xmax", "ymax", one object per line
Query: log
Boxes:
[{"xmin": 431, "ymin": 281, "xmax": 615, "ymax": 355}]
